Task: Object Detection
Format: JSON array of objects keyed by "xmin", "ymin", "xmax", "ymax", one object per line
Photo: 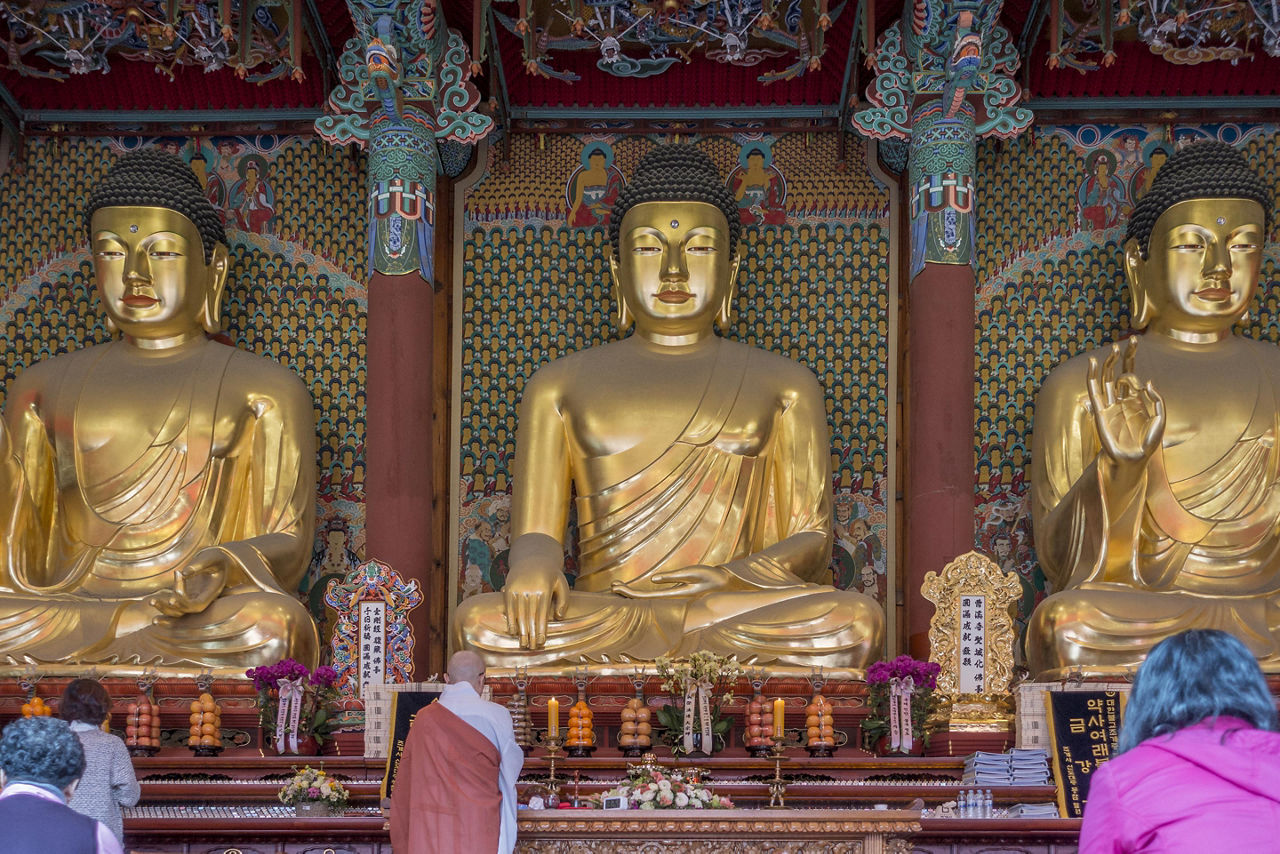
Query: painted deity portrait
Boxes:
[
  {"xmin": 1077, "ymin": 149, "xmax": 1128, "ymax": 231},
  {"xmin": 729, "ymin": 142, "xmax": 787, "ymax": 226},
  {"xmin": 230, "ymin": 153, "xmax": 276, "ymax": 234},
  {"xmin": 566, "ymin": 142, "xmax": 625, "ymax": 228}
]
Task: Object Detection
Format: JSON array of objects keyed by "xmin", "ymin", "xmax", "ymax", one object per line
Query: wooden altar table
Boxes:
[{"xmin": 514, "ymin": 808, "xmax": 921, "ymax": 853}]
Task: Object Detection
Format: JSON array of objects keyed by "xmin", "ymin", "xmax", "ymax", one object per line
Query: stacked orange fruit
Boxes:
[
  {"xmin": 617, "ymin": 698, "xmax": 651, "ymax": 750},
  {"xmin": 743, "ymin": 694, "xmax": 775, "ymax": 749},
  {"xmin": 187, "ymin": 693, "xmax": 222, "ymax": 750},
  {"xmin": 21, "ymin": 696, "xmax": 53, "ymax": 717},
  {"xmin": 125, "ymin": 695, "xmax": 162, "ymax": 749},
  {"xmin": 565, "ymin": 699, "xmax": 594, "ymax": 749},
  {"xmin": 805, "ymin": 693, "xmax": 835, "ymax": 748}
]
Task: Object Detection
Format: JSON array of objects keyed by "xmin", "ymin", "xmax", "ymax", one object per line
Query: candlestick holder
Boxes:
[
  {"xmin": 536, "ymin": 729, "xmax": 565, "ymax": 802},
  {"xmin": 766, "ymin": 739, "xmax": 792, "ymax": 809}
]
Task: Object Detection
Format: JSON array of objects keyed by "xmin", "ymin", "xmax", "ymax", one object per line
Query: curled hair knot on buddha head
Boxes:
[
  {"xmin": 609, "ymin": 144, "xmax": 742, "ymax": 257},
  {"xmin": 85, "ymin": 148, "xmax": 229, "ymax": 263},
  {"xmin": 1126, "ymin": 140, "xmax": 1272, "ymax": 260}
]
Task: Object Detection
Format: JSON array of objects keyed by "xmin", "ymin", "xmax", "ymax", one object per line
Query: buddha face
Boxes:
[
  {"xmin": 91, "ymin": 206, "xmax": 228, "ymax": 343},
  {"xmin": 611, "ymin": 201, "xmax": 740, "ymax": 338},
  {"xmin": 1125, "ymin": 197, "xmax": 1265, "ymax": 335}
]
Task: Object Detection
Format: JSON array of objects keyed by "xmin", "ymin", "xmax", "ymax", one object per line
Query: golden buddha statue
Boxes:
[
  {"xmin": 453, "ymin": 145, "xmax": 883, "ymax": 668},
  {"xmin": 1028, "ymin": 141, "xmax": 1279, "ymax": 678},
  {"xmin": 0, "ymin": 150, "xmax": 319, "ymax": 671}
]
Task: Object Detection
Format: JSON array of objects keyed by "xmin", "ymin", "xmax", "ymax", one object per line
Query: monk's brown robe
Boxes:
[{"xmin": 390, "ymin": 702, "xmax": 502, "ymax": 854}]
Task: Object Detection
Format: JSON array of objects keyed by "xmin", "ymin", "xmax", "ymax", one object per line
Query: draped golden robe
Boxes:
[
  {"xmin": 454, "ymin": 338, "xmax": 883, "ymax": 667},
  {"xmin": 1028, "ymin": 337, "xmax": 1280, "ymax": 677},
  {"xmin": 0, "ymin": 339, "xmax": 318, "ymax": 669}
]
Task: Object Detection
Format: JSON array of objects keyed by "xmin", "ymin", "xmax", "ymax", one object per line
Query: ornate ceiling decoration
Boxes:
[
  {"xmin": 1049, "ymin": 0, "xmax": 1280, "ymax": 71},
  {"xmin": 485, "ymin": 0, "xmax": 845, "ymax": 83},
  {"xmin": 0, "ymin": 0, "xmax": 313, "ymax": 83}
]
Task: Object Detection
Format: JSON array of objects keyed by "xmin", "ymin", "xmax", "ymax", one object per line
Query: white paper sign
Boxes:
[
  {"xmin": 359, "ymin": 601, "xmax": 387, "ymax": 697},
  {"xmin": 958, "ymin": 595, "xmax": 987, "ymax": 694}
]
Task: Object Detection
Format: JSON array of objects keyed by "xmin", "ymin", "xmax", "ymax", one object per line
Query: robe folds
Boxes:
[{"xmin": 390, "ymin": 701, "xmax": 503, "ymax": 854}]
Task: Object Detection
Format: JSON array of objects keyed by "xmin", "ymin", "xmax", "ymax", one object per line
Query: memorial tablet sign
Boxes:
[
  {"xmin": 381, "ymin": 689, "xmax": 444, "ymax": 800},
  {"xmin": 1045, "ymin": 691, "xmax": 1124, "ymax": 818}
]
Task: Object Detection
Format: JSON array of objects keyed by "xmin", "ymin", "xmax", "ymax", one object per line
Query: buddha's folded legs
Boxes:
[
  {"xmin": 1027, "ymin": 585, "xmax": 1280, "ymax": 679},
  {"xmin": 0, "ymin": 588, "xmax": 318, "ymax": 669},
  {"xmin": 453, "ymin": 587, "xmax": 884, "ymax": 668}
]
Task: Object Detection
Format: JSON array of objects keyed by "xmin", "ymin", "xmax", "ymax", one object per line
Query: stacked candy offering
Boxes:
[
  {"xmin": 506, "ymin": 694, "xmax": 534, "ymax": 755},
  {"xmin": 126, "ymin": 695, "xmax": 163, "ymax": 755},
  {"xmin": 564, "ymin": 698, "xmax": 595, "ymax": 757},
  {"xmin": 21, "ymin": 695, "xmax": 53, "ymax": 718},
  {"xmin": 805, "ymin": 692, "xmax": 836, "ymax": 756},
  {"xmin": 187, "ymin": 692, "xmax": 223, "ymax": 755},
  {"xmin": 618, "ymin": 697, "xmax": 652, "ymax": 756}
]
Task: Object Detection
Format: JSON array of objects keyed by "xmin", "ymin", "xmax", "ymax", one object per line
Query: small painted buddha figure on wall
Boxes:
[
  {"xmin": 0, "ymin": 150, "xmax": 319, "ymax": 670},
  {"xmin": 453, "ymin": 145, "xmax": 884, "ymax": 668},
  {"xmin": 1029, "ymin": 141, "xmax": 1280, "ymax": 678}
]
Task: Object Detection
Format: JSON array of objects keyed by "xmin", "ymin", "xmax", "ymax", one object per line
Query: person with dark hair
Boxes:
[
  {"xmin": 1028, "ymin": 141, "xmax": 1280, "ymax": 678},
  {"xmin": 454, "ymin": 144, "xmax": 883, "ymax": 666},
  {"xmin": 0, "ymin": 148, "xmax": 319, "ymax": 669},
  {"xmin": 0, "ymin": 716, "xmax": 124, "ymax": 854},
  {"xmin": 60, "ymin": 679, "xmax": 139, "ymax": 844},
  {"xmin": 1079, "ymin": 629, "xmax": 1280, "ymax": 852}
]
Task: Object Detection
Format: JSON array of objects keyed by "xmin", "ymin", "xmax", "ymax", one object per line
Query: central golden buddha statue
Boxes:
[
  {"xmin": 454, "ymin": 145, "xmax": 883, "ymax": 668},
  {"xmin": 0, "ymin": 150, "xmax": 318, "ymax": 671},
  {"xmin": 1029, "ymin": 141, "xmax": 1279, "ymax": 678}
]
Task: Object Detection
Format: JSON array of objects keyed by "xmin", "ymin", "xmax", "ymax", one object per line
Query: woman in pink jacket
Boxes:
[{"xmin": 1079, "ymin": 629, "xmax": 1280, "ymax": 853}]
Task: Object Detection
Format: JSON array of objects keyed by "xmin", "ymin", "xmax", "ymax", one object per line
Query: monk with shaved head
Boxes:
[{"xmin": 389, "ymin": 651, "xmax": 524, "ymax": 853}]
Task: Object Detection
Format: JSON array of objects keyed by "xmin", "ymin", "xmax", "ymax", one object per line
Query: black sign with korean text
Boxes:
[
  {"xmin": 380, "ymin": 690, "xmax": 444, "ymax": 800},
  {"xmin": 1046, "ymin": 691, "xmax": 1125, "ymax": 818}
]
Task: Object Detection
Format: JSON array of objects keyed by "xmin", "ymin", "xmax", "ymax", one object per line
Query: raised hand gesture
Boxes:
[{"xmin": 1087, "ymin": 338, "xmax": 1165, "ymax": 466}]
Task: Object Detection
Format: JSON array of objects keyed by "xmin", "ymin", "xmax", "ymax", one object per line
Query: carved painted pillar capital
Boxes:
[
  {"xmin": 316, "ymin": 0, "xmax": 494, "ymax": 279},
  {"xmin": 852, "ymin": 0, "xmax": 1032, "ymax": 278}
]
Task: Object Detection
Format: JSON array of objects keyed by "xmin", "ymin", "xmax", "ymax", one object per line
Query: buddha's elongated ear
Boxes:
[
  {"xmin": 609, "ymin": 253, "xmax": 632, "ymax": 331},
  {"xmin": 717, "ymin": 246, "xmax": 744, "ymax": 330},
  {"xmin": 201, "ymin": 243, "xmax": 230, "ymax": 335},
  {"xmin": 1123, "ymin": 237, "xmax": 1152, "ymax": 330}
]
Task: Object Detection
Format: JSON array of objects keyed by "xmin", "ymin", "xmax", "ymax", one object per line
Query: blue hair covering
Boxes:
[{"xmin": 1119, "ymin": 629, "xmax": 1278, "ymax": 753}]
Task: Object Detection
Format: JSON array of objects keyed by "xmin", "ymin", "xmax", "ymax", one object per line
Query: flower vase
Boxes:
[
  {"xmin": 265, "ymin": 734, "xmax": 320, "ymax": 756},
  {"xmin": 294, "ymin": 801, "xmax": 332, "ymax": 817},
  {"xmin": 873, "ymin": 735, "xmax": 924, "ymax": 757}
]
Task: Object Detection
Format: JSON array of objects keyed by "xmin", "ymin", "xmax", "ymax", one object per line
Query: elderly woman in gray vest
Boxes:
[{"xmin": 60, "ymin": 679, "xmax": 139, "ymax": 844}]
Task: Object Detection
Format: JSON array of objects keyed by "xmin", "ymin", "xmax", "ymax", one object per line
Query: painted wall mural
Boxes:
[
  {"xmin": 973, "ymin": 123, "xmax": 1280, "ymax": 644},
  {"xmin": 456, "ymin": 131, "xmax": 893, "ymax": 614},
  {"xmin": 0, "ymin": 135, "xmax": 369, "ymax": 640}
]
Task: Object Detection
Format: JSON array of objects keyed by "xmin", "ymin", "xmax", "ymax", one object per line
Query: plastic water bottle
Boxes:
[{"xmin": 983, "ymin": 790, "xmax": 993, "ymax": 818}]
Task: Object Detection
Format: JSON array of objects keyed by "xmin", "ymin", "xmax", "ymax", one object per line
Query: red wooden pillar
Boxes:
[
  {"xmin": 365, "ymin": 270, "xmax": 441, "ymax": 676},
  {"xmin": 904, "ymin": 260, "xmax": 977, "ymax": 657}
]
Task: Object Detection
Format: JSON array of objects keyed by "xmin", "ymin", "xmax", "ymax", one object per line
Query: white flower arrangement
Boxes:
[
  {"xmin": 595, "ymin": 764, "xmax": 734, "ymax": 811},
  {"xmin": 277, "ymin": 765, "xmax": 350, "ymax": 810}
]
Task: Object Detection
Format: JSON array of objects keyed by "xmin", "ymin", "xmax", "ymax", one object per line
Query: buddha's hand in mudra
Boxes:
[
  {"xmin": 1088, "ymin": 338, "xmax": 1165, "ymax": 467},
  {"xmin": 611, "ymin": 565, "xmax": 736, "ymax": 599},
  {"xmin": 503, "ymin": 561, "xmax": 569, "ymax": 649},
  {"xmin": 146, "ymin": 548, "xmax": 230, "ymax": 617}
]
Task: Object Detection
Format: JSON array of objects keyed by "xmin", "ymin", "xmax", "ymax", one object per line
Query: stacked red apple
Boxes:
[
  {"xmin": 125, "ymin": 695, "xmax": 162, "ymax": 750},
  {"xmin": 187, "ymin": 692, "xmax": 222, "ymax": 751},
  {"xmin": 743, "ymin": 693, "xmax": 775, "ymax": 750}
]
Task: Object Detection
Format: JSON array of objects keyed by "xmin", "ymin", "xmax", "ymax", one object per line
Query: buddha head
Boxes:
[
  {"xmin": 86, "ymin": 149, "xmax": 229, "ymax": 343},
  {"xmin": 609, "ymin": 145, "xmax": 742, "ymax": 338},
  {"xmin": 1124, "ymin": 141, "xmax": 1270, "ymax": 337}
]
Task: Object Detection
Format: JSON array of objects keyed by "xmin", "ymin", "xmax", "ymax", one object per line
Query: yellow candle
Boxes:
[
  {"xmin": 772, "ymin": 698, "xmax": 784, "ymax": 740},
  {"xmin": 548, "ymin": 697, "xmax": 559, "ymax": 737}
]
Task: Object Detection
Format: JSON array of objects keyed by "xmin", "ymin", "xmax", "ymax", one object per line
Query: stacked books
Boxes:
[
  {"xmin": 1010, "ymin": 748, "xmax": 1051, "ymax": 785},
  {"xmin": 1007, "ymin": 802, "xmax": 1060, "ymax": 818},
  {"xmin": 961, "ymin": 748, "xmax": 1051, "ymax": 786}
]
